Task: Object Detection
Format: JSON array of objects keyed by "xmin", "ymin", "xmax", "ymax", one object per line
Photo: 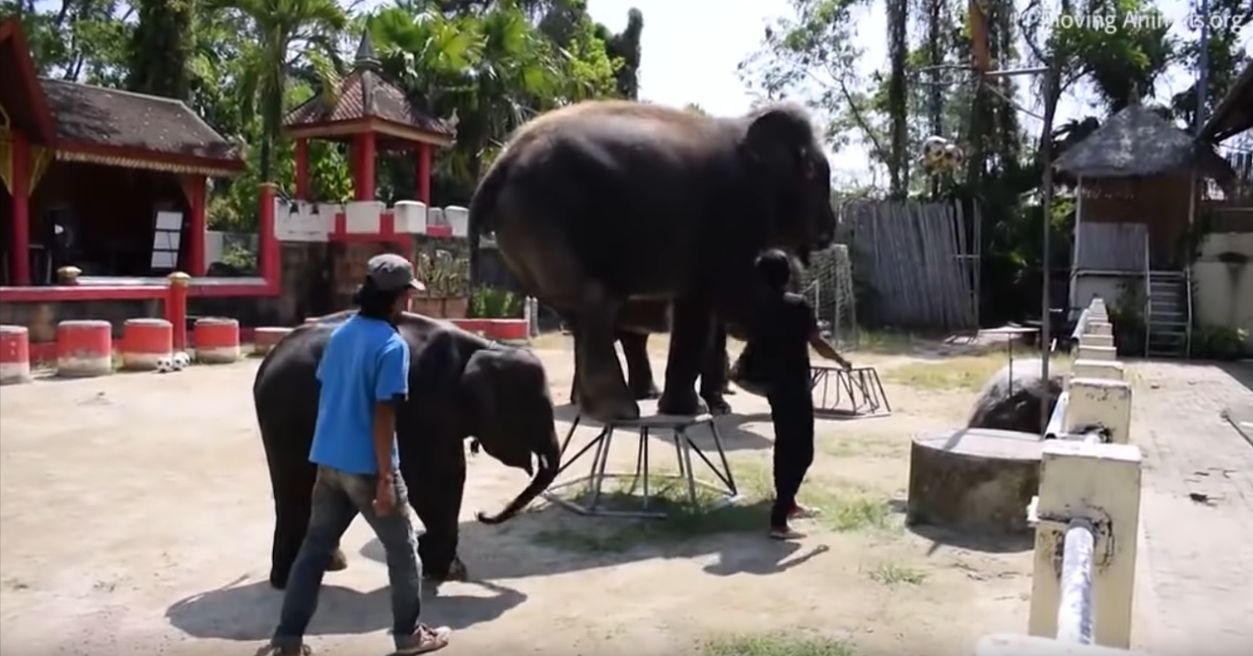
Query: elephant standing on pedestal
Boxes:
[{"xmin": 469, "ymin": 100, "xmax": 836, "ymax": 421}]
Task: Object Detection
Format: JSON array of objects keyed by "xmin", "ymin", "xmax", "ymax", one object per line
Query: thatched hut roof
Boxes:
[
  {"xmin": 1054, "ymin": 100, "xmax": 1233, "ymax": 182},
  {"xmin": 1201, "ymin": 60, "xmax": 1253, "ymax": 143}
]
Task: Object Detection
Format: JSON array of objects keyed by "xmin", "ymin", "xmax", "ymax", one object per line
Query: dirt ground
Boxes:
[{"xmin": 0, "ymin": 335, "xmax": 1048, "ymax": 656}]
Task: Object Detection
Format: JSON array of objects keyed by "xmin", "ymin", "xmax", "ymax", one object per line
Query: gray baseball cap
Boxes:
[{"xmin": 367, "ymin": 254, "xmax": 426, "ymax": 293}]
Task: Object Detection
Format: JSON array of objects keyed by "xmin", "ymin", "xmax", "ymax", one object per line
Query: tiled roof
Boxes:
[
  {"xmin": 283, "ymin": 67, "xmax": 454, "ymax": 137},
  {"xmin": 39, "ymin": 78, "xmax": 240, "ymax": 163}
]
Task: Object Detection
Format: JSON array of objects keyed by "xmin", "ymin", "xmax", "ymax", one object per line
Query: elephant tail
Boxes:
[
  {"xmin": 468, "ymin": 154, "xmax": 510, "ymax": 285},
  {"xmin": 475, "ymin": 447, "xmax": 558, "ymax": 525}
]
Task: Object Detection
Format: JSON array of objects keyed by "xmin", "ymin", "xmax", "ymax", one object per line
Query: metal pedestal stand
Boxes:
[
  {"xmin": 811, "ymin": 365, "xmax": 892, "ymax": 418},
  {"xmin": 543, "ymin": 410, "xmax": 741, "ymax": 519}
]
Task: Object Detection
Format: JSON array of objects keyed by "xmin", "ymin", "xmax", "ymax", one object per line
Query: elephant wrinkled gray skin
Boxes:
[
  {"xmin": 469, "ymin": 100, "xmax": 836, "ymax": 421},
  {"xmin": 966, "ymin": 358, "xmax": 1064, "ymax": 434},
  {"xmin": 254, "ymin": 310, "xmax": 560, "ymax": 589}
]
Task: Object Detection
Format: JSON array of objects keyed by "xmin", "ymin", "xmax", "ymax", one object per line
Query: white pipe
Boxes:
[{"xmin": 1057, "ymin": 519, "xmax": 1096, "ymax": 645}]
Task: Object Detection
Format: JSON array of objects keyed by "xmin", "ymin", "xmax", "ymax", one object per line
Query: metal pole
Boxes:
[
  {"xmin": 1057, "ymin": 519, "xmax": 1096, "ymax": 644},
  {"xmin": 1195, "ymin": 0, "xmax": 1210, "ymax": 136},
  {"xmin": 1039, "ymin": 62, "xmax": 1060, "ymax": 436}
]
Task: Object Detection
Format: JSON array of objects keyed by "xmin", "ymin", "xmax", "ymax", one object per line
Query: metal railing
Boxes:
[
  {"xmin": 1184, "ymin": 266, "xmax": 1193, "ymax": 358},
  {"xmin": 1142, "ymin": 234, "xmax": 1150, "ymax": 357},
  {"xmin": 1057, "ymin": 518, "xmax": 1097, "ymax": 644}
]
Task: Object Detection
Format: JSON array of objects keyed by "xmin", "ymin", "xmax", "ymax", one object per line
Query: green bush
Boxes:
[
  {"xmin": 1192, "ymin": 325, "xmax": 1249, "ymax": 361},
  {"xmin": 469, "ymin": 286, "xmax": 523, "ymax": 318}
]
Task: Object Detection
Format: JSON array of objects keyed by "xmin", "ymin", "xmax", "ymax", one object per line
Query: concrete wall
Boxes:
[{"xmin": 1191, "ymin": 232, "xmax": 1253, "ymax": 348}]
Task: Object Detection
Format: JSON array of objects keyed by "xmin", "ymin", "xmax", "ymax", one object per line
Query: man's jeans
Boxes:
[{"xmin": 272, "ymin": 466, "xmax": 424, "ymax": 651}]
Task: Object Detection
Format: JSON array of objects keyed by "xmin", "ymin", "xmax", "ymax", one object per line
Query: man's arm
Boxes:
[
  {"xmin": 801, "ymin": 299, "xmax": 850, "ymax": 367},
  {"xmin": 372, "ymin": 402, "xmax": 399, "ymax": 480}
]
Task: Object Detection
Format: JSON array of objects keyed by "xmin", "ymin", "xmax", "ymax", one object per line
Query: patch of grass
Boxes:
[
  {"xmin": 701, "ymin": 633, "xmax": 856, "ymax": 656},
  {"xmin": 867, "ymin": 562, "xmax": 928, "ymax": 586},
  {"xmin": 881, "ymin": 354, "xmax": 1008, "ymax": 392},
  {"xmin": 820, "ymin": 437, "xmax": 905, "ymax": 459},
  {"xmin": 533, "ymin": 462, "xmax": 897, "ymax": 553},
  {"xmin": 851, "ymin": 329, "xmax": 920, "ymax": 355}
]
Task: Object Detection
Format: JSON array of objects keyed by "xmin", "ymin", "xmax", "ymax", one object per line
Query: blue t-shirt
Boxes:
[{"xmin": 309, "ymin": 314, "xmax": 410, "ymax": 475}]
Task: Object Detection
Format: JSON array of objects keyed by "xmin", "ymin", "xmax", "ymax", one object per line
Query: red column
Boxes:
[
  {"xmin": 258, "ymin": 182, "xmax": 280, "ymax": 286},
  {"xmin": 10, "ymin": 131, "xmax": 30, "ymax": 286},
  {"xmin": 353, "ymin": 132, "xmax": 376, "ymax": 201},
  {"xmin": 185, "ymin": 175, "xmax": 207, "ymax": 276},
  {"xmin": 417, "ymin": 142, "xmax": 432, "ymax": 205},
  {"xmin": 295, "ymin": 138, "xmax": 310, "ymax": 200},
  {"xmin": 166, "ymin": 272, "xmax": 190, "ymax": 351}
]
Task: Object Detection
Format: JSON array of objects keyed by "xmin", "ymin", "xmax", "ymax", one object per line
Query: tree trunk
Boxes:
[{"xmin": 886, "ymin": 0, "xmax": 908, "ymax": 199}]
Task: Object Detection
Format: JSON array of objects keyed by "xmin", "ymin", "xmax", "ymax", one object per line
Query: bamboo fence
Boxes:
[{"xmin": 843, "ymin": 199, "xmax": 980, "ymax": 330}]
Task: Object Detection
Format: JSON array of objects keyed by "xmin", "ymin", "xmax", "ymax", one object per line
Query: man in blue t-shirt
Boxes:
[{"xmin": 260, "ymin": 254, "xmax": 451, "ymax": 656}]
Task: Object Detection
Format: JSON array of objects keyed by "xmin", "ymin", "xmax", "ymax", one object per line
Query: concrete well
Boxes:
[{"xmin": 907, "ymin": 428, "xmax": 1043, "ymax": 532}]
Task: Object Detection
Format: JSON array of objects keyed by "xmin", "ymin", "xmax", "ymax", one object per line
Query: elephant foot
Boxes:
[
  {"xmin": 579, "ymin": 388, "xmax": 640, "ymax": 422},
  {"xmin": 328, "ymin": 547, "xmax": 348, "ymax": 572},
  {"xmin": 630, "ymin": 381, "xmax": 662, "ymax": 401},
  {"xmin": 269, "ymin": 569, "xmax": 289, "ymax": 590},
  {"xmin": 702, "ymin": 395, "xmax": 732, "ymax": 416},
  {"xmin": 658, "ymin": 388, "xmax": 707, "ymax": 417},
  {"xmin": 423, "ymin": 555, "xmax": 469, "ymax": 583}
]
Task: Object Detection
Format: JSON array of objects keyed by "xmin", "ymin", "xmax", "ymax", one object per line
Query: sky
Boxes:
[{"xmin": 583, "ymin": 0, "xmax": 1253, "ymax": 184}]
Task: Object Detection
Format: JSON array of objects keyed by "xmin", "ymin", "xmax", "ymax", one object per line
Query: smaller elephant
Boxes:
[
  {"xmin": 254, "ymin": 310, "xmax": 561, "ymax": 589},
  {"xmin": 966, "ymin": 358, "xmax": 1063, "ymax": 434}
]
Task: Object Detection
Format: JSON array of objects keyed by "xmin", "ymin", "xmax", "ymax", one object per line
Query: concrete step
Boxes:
[{"xmin": 1149, "ymin": 320, "xmax": 1189, "ymax": 329}]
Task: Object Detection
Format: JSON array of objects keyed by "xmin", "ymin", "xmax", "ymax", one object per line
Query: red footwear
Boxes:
[
  {"xmin": 790, "ymin": 504, "xmax": 821, "ymax": 519},
  {"xmin": 769, "ymin": 525, "xmax": 806, "ymax": 540}
]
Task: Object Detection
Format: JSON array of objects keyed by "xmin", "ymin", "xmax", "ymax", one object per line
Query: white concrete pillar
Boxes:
[
  {"xmin": 1076, "ymin": 344, "xmax": 1116, "ymax": 362},
  {"xmin": 1028, "ymin": 440, "xmax": 1142, "ymax": 649},
  {"xmin": 1086, "ymin": 320, "xmax": 1113, "ymax": 337},
  {"xmin": 1065, "ymin": 378, "xmax": 1132, "ymax": 444},
  {"xmin": 1080, "ymin": 334, "xmax": 1114, "ymax": 348},
  {"xmin": 1071, "ymin": 360, "xmax": 1125, "ymax": 381},
  {"xmin": 977, "ymin": 634, "xmax": 1147, "ymax": 656}
]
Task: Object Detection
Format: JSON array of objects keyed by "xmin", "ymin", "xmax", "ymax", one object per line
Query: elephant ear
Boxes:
[{"xmin": 742, "ymin": 105, "xmax": 817, "ymax": 179}]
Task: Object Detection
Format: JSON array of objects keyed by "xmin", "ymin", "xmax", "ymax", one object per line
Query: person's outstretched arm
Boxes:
[{"xmin": 809, "ymin": 330, "xmax": 851, "ymax": 368}]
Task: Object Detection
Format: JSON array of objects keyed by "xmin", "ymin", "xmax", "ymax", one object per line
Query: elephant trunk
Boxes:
[{"xmin": 475, "ymin": 442, "xmax": 559, "ymax": 525}]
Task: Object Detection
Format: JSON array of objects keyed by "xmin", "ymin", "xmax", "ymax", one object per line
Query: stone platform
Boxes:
[{"xmin": 907, "ymin": 428, "xmax": 1043, "ymax": 532}]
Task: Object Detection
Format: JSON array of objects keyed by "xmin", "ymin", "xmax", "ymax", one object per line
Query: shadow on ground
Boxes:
[
  {"xmin": 165, "ymin": 576, "xmax": 524, "ymax": 641},
  {"xmin": 355, "ymin": 499, "xmax": 837, "ymax": 582},
  {"xmin": 890, "ymin": 498, "xmax": 1033, "ymax": 555}
]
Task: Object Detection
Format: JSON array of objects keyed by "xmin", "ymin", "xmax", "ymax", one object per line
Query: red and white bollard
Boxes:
[
  {"xmin": 193, "ymin": 317, "xmax": 241, "ymax": 364},
  {"xmin": 56, "ymin": 320, "xmax": 113, "ymax": 377},
  {"xmin": 253, "ymin": 327, "xmax": 292, "ymax": 357},
  {"xmin": 121, "ymin": 318, "xmax": 173, "ymax": 371},
  {"xmin": 0, "ymin": 325, "xmax": 32, "ymax": 385}
]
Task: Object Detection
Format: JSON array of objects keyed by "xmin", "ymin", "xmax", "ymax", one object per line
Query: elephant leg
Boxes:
[
  {"xmin": 659, "ymin": 297, "xmax": 713, "ymax": 416},
  {"xmin": 407, "ymin": 430, "xmax": 468, "ymax": 583},
  {"xmin": 699, "ymin": 323, "xmax": 732, "ymax": 415},
  {"xmin": 619, "ymin": 331, "xmax": 661, "ymax": 400},
  {"xmin": 269, "ymin": 458, "xmax": 315, "ymax": 590},
  {"xmin": 575, "ymin": 289, "xmax": 638, "ymax": 421}
]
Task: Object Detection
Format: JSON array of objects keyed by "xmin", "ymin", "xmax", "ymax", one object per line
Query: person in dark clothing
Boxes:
[{"xmin": 733, "ymin": 248, "xmax": 851, "ymax": 540}]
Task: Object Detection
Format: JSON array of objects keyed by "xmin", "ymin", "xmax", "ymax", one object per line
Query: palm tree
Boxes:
[{"xmin": 227, "ymin": 0, "xmax": 347, "ymax": 182}]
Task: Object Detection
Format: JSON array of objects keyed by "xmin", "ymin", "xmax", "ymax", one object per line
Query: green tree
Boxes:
[
  {"xmin": 6, "ymin": 0, "xmax": 134, "ymax": 85},
  {"xmin": 885, "ymin": 0, "xmax": 908, "ymax": 197},
  {"xmin": 227, "ymin": 0, "xmax": 347, "ymax": 182},
  {"xmin": 127, "ymin": 0, "xmax": 197, "ymax": 99},
  {"xmin": 1170, "ymin": 0, "xmax": 1253, "ymax": 130}
]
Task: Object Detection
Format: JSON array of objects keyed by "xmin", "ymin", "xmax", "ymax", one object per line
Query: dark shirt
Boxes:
[{"xmin": 742, "ymin": 292, "xmax": 819, "ymax": 392}]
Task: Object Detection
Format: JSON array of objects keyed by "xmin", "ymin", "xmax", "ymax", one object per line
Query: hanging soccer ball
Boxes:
[
  {"xmin": 172, "ymin": 352, "xmax": 191, "ymax": 370},
  {"xmin": 922, "ymin": 135, "xmax": 949, "ymax": 167},
  {"xmin": 155, "ymin": 356, "xmax": 176, "ymax": 374},
  {"xmin": 941, "ymin": 143, "xmax": 966, "ymax": 172}
]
